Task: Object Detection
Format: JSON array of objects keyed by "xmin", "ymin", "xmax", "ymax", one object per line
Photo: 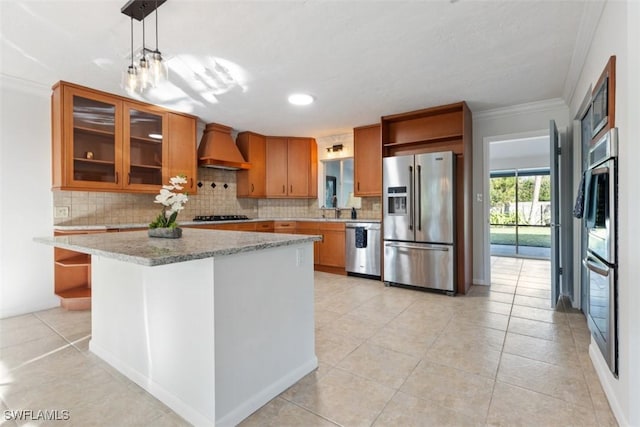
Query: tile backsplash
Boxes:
[{"xmin": 53, "ymin": 168, "xmax": 381, "ymax": 226}]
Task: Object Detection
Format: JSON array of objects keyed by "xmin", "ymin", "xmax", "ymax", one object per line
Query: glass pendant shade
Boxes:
[
  {"xmin": 150, "ymin": 51, "xmax": 168, "ymax": 86},
  {"xmin": 138, "ymin": 55, "xmax": 151, "ymax": 90},
  {"xmin": 122, "ymin": 65, "xmax": 138, "ymax": 95}
]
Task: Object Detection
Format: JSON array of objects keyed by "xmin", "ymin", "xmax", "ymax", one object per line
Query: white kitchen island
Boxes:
[{"xmin": 36, "ymin": 228, "xmax": 320, "ymax": 426}]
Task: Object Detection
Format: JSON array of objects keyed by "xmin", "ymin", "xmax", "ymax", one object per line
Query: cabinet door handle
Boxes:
[
  {"xmin": 127, "ymin": 173, "xmax": 131, "ymax": 185},
  {"xmin": 115, "ymin": 172, "xmax": 119, "ymax": 184},
  {"xmin": 251, "ymin": 183, "xmax": 254, "ymax": 193},
  {"xmin": 290, "ymin": 185, "xmax": 293, "ymax": 193},
  {"xmin": 357, "ymin": 182, "xmax": 360, "ymax": 191},
  {"xmin": 282, "ymin": 185, "xmax": 285, "ymax": 193},
  {"xmin": 191, "ymin": 178, "xmax": 194, "ymax": 188}
]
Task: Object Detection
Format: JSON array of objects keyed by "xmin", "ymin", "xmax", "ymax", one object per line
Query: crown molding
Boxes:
[
  {"xmin": 473, "ymin": 98, "xmax": 568, "ymax": 121},
  {"xmin": 0, "ymin": 73, "xmax": 50, "ymax": 97},
  {"xmin": 563, "ymin": 0, "xmax": 607, "ymax": 106}
]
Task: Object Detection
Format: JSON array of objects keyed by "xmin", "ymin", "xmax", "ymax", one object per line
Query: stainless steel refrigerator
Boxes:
[{"xmin": 383, "ymin": 152, "xmax": 455, "ymax": 293}]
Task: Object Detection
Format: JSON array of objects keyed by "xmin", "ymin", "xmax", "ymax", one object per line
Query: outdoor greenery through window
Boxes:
[{"xmin": 490, "ymin": 168, "xmax": 551, "ymax": 258}]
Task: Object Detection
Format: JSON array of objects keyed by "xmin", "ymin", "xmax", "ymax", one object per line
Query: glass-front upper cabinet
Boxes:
[
  {"xmin": 53, "ymin": 81, "xmax": 198, "ymax": 194},
  {"xmin": 124, "ymin": 103, "xmax": 166, "ymax": 190},
  {"xmin": 67, "ymin": 88, "xmax": 123, "ymax": 190}
]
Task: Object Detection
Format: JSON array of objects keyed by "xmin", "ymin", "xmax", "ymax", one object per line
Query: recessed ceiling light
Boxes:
[{"xmin": 288, "ymin": 93, "xmax": 314, "ymax": 106}]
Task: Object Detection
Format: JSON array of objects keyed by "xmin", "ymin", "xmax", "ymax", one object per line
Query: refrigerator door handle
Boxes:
[
  {"xmin": 583, "ymin": 257, "xmax": 610, "ymax": 277},
  {"xmin": 385, "ymin": 242, "xmax": 450, "ymax": 252},
  {"xmin": 417, "ymin": 164, "xmax": 422, "ymax": 231},
  {"xmin": 408, "ymin": 165, "xmax": 414, "ymax": 231}
]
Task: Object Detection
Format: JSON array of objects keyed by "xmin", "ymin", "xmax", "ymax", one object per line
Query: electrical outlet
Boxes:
[
  {"xmin": 476, "ymin": 193, "xmax": 483, "ymax": 203},
  {"xmin": 54, "ymin": 206, "xmax": 69, "ymax": 218}
]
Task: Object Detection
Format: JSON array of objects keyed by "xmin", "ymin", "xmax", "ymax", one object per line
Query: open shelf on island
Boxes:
[
  {"xmin": 55, "ymin": 254, "xmax": 90, "ymax": 267},
  {"xmin": 55, "ymin": 286, "xmax": 91, "ymax": 311}
]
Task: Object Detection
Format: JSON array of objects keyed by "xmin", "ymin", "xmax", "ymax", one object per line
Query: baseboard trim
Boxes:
[
  {"xmin": 90, "ymin": 341, "xmax": 214, "ymax": 426},
  {"xmin": 589, "ymin": 342, "xmax": 627, "ymax": 427},
  {"xmin": 215, "ymin": 357, "xmax": 318, "ymax": 427}
]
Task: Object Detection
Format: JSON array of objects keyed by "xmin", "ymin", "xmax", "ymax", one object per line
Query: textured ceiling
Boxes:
[{"xmin": 1, "ymin": 0, "xmax": 593, "ymax": 137}]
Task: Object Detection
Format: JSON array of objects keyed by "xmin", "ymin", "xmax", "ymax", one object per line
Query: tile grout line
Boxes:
[{"xmin": 483, "ymin": 257, "xmax": 522, "ymax": 423}]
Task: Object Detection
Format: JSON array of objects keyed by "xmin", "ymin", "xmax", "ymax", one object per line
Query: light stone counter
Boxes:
[
  {"xmin": 52, "ymin": 217, "xmax": 381, "ymax": 231},
  {"xmin": 36, "ymin": 228, "xmax": 319, "ymax": 266}
]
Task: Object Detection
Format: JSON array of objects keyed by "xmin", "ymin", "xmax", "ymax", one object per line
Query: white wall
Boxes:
[
  {"xmin": 567, "ymin": 1, "xmax": 640, "ymax": 425},
  {"xmin": 489, "ymin": 153, "xmax": 548, "ymax": 171},
  {"xmin": 472, "ymin": 99, "xmax": 570, "ymax": 284},
  {"xmin": 0, "ymin": 76, "xmax": 58, "ymax": 318}
]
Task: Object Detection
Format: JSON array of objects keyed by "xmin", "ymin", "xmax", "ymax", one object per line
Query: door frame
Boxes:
[
  {"xmin": 482, "ymin": 129, "xmax": 549, "ymax": 286},
  {"xmin": 574, "ymin": 86, "xmax": 593, "ymax": 312}
]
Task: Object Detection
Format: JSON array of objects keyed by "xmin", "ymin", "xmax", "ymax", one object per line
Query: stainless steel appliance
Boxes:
[
  {"xmin": 583, "ymin": 128, "xmax": 618, "ymax": 376},
  {"xmin": 346, "ymin": 222, "xmax": 381, "ymax": 279},
  {"xmin": 383, "ymin": 152, "xmax": 455, "ymax": 293}
]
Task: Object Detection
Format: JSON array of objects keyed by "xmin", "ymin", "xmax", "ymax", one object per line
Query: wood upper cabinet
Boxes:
[
  {"xmin": 123, "ymin": 102, "xmax": 167, "ymax": 192},
  {"xmin": 287, "ymin": 137, "xmax": 311, "ymax": 197},
  {"xmin": 353, "ymin": 124, "xmax": 382, "ymax": 196},
  {"xmin": 265, "ymin": 137, "xmax": 317, "ymax": 198},
  {"xmin": 236, "ymin": 132, "xmax": 267, "ymax": 197},
  {"xmin": 266, "ymin": 137, "xmax": 289, "ymax": 196},
  {"xmin": 51, "ymin": 81, "xmax": 198, "ymax": 194},
  {"xmin": 53, "ymin": 84, "xmax": 123, "ymax": 191},
  {"xmin": 167, "ymin": 113, "xmax": 197, "ymax": 193}
]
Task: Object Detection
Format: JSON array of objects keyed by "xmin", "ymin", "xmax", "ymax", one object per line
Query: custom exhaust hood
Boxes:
[{"xmin": 198, "ymin": 122, "xmax": 251, "ymax": 170}]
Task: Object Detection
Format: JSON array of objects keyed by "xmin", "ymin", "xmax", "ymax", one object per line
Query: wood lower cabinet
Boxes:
[
  {"xmin": 254, "ymin": 221, "xmax": 274, "ymax": 232},
  {"xmin": 354, "ymin": 124, "xmax": 382, "ymax": 196},
  {"xmin": 273, "ymin": 220, "xmax": 296, "ymax": 233},
  {"xmin": 51, "ymin": 81, "xmax": 198, "ymax": 194},
  {"xmin": 318, "ymin": 222, "xmax": 346, "ymax": 271},
  {"xmin": 265, "ymin": 137, "xmax": 317, "ymax": 198},
  {"xmin": 293, "ymin": 221, "xmax": 345, "ymax": 274},
  {"xmin": 295, "ymin": 222, "xmax": 320, "ymax": 264}
]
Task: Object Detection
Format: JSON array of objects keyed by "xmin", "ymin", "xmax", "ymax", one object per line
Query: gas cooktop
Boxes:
[{"xmin": 193, "ymin": 215, "xmax": 250, "ymax": 222}]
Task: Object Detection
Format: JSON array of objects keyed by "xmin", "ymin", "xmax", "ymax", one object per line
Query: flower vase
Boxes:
[{"xmin": 148, "ymin": 227, "xmax": 183, "ymax": 239}]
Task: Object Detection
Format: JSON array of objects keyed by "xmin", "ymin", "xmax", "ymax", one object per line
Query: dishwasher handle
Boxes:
[{"xmin": 346, "ymin": 223, "xmax": 380, "ymax": 230}]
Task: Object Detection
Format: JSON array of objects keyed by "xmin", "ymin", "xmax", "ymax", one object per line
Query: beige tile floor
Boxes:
[{"xmin": 0, "ymin": 257, "xmax": 617, "ymax": 426}]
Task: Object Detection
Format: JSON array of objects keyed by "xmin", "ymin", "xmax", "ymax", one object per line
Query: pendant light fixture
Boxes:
[
  {"xmin": 121, "ymin": 0, "xmax": 168, "ymax": 94},
  {"xmin": 149, "ymin": 0, "xmax": 168, "ymax": 87},
  {"xmin": 138, "ymin": 5, "xmax": 150, "ymax": 91},
  {"xmin": 123, "ymin": 15, "xmax": 138, "ymax": 93}
]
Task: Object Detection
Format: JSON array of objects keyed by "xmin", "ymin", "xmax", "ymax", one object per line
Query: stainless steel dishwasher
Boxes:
[{"xmin": 346, "ymin": 222, "xmax": 381, "ymax": 279}]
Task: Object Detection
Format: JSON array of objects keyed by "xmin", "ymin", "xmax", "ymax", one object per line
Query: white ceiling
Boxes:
[{"xmin": 1, "ymin": 0, "xmax": 596, "ymax": 137}]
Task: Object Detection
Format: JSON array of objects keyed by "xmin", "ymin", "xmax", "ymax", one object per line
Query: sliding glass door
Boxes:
[{"xmin": 490, "ymin": 169, "xmax": 551, "ymax": 258}]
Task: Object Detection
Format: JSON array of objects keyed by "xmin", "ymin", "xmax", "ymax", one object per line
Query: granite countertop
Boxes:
[
  {"xmin": 53, "ymin": 217, "xmax": 381, "ymax": 231},
  {"xmin": 35, "ymin": 228, "xmax": 321, "ymax": 267}
]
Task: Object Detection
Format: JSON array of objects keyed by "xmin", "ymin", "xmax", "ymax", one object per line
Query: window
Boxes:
[{"xmin": 321, "ymin": 158, "xmax": 361, "ymax": 208}]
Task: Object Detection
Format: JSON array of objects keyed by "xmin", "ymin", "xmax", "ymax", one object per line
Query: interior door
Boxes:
[{"xmin": 550, "ymin": 120, "xmax": 561, "ymax": 308}]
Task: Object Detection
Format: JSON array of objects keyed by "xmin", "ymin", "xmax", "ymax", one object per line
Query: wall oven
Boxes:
[{"xmin": 583, "ymin": 128, "xmax": 618, "ymax": 376}]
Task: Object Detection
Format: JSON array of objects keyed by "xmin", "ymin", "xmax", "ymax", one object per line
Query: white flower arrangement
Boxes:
[{"xmin": 149, "ymin": 175, "xmax": 189, "ymax": 229}]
